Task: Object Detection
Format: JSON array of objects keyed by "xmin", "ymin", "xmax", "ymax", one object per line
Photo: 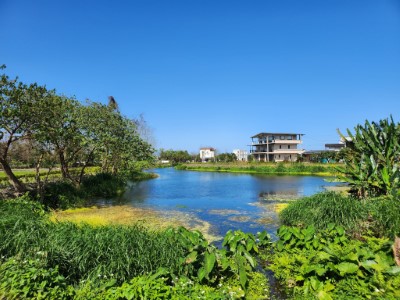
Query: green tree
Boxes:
[
  {"xmin": 159, "ymin": 149, "xmax": 191, "ymax": 164},
  {"xmin": 0, "ymin": 66, "xmax": 48, "ymax": 192},
  {"xmin": 216, "ymin": 152, "xmax": 237, "ymax": 162},
  {"xmin": 337, "ymin": 116, "xmax": 400, "ymax": 198},
  {"xmin": 34, "ymin": 93, "xmax": 84, "ymax": 181}
]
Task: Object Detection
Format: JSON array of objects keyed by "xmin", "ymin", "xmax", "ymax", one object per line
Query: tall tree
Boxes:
[
  {"xmin": 0, "ymin": 66, "xmax": 47, "ymax": 192},
  {"xmin": 35, "ymin": 93, "xmax": 84, "ymax": 181}
]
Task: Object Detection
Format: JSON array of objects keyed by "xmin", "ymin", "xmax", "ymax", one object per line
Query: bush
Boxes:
[
  {"xmin": 42, "ymin": 181, "xmax": 84, "ymax": 209},
  {"xmin": 279, "ymin": 192, "xmax": 367, "ymax": 234},
  {"xmin": 80, "ymin": 173, "xmax": 126, "ymax": 198}
]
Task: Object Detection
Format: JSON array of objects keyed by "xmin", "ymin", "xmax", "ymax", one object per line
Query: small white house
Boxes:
[
  {"xmin": 233, "ymin": 149, "xmax": 248, "ymax": 161},
  {"xmin": 199, "ymin": 147, "xmax": 215, "ymax": 162}
]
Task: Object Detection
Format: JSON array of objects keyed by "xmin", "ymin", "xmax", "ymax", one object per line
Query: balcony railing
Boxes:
[
  {"xmin": 252, "ymin": 140, "xmax": 302, "ymax": 145},
  {"xmin": 250, "ymin": 149, "xmax": 304, "ymax": 154}
]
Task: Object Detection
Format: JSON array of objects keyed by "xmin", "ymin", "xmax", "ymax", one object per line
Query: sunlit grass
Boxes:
[
  {"xmin": 50, "ymin": 205, "xmax": 221, "ymax": 241},
  {"xmin": 177, "ymin": 162, "xmax": 339, "ymax": 176}
]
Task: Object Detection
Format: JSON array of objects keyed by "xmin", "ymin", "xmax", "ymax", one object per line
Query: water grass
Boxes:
[
  {"xmin": 279, "ymin": 192, "xmax": 367, "ymax": 232},
  {"xmin": 0, "ymin": 199, "xmax": 189, "ymax": 285}
]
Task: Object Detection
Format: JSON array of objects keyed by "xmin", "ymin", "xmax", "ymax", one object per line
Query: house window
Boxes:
[
  {"xmin": 279, "ymin": 145, "xmax": 281, "ymax": 149},
  {"xmin": 280, "ymin": 136, "xmax": 285, "ymax": 140},
  {"xmin": 288, "ymin": 145, "xmax": 290, "ymax": 149}
]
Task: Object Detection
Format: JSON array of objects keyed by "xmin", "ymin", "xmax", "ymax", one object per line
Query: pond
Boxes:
[{"xmin": 97, "ymin": 168, "xmax": 338, "ymax": 240}]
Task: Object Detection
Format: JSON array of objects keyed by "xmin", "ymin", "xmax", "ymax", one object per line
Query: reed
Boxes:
[
  {"xmin": 0, "ymin": 199, "xmax": 187, "ymax": 285},
  {"xmin": 279, "ymin": 192, "xmax": 367, "ymax": 232}
]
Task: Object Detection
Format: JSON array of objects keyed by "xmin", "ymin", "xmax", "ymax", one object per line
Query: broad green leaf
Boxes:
[
  {"xmin": 336, "ymin": 262, "xmax": 358, "ymax": 275},
  {"xmin": 317, "ymin": 290, "xmax": 333, "ymax": 300},
  {"xmin": 386, "ymin": 266, "xmax": 400, "ymax": 275},
  {"xmin": 185, "ymin": 251, "xmax": 197, "ymax": 264},
  {"xmin": 204, "ymin": 252, "xmax": 216, "ymax": 275},
  {"xmin": 239, "ymin": 266, "xmax": 247, "ymax": 288},
  {"xmin": 243, "ymin": 250, "xmax": 256, "ymax": 268},
  {"xmin": 198, "ymin": 267, "xmax": 206, "ymax": 281}
]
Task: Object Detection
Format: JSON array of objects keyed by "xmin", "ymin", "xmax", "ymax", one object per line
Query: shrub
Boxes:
[
  {"xmin": 80, "ymin": 172, "xmax": 126, "ymax": 198},
  {"xmin": 279, "ymin": 192, "xmax": 367, "ymax": 234},
  {"xmin": 42, "ymin": 181, "xmax": 83, "ymax": 209}
]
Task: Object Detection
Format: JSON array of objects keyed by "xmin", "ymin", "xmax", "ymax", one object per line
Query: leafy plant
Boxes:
[
  {"xmin": 270, "ymin": 224, "xmax": 400, "ymax": 299},
  {"xmin": 337, "ymin": 116, "xmax": 400, "ymax": 198},
  {"xmin": 169, "ymin": 227, "xmax": 271, "ymax": 291},
  {"xmin": 0, "ymin": 257, "xmax": 74, "ymax": 299}
]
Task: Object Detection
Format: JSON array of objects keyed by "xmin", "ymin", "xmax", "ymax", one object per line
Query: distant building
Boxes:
[
  {"xmin": 233, "ymin": 149, "xmax": 248, "ymax": 161},
  {"xmin": 199, "ymin": 147, "xmax": 216, "ymax": 162},
  {"xmin": 325, "ymin": 143, "xmax": 345, "ymax": 151},
  {"xmin": 249, "ymin": 132, "xmax": 304, "ymax": 162}
]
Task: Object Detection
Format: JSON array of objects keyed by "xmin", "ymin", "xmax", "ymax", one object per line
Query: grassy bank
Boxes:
[
  {"xmin": 0, "ymin": 197, "xmax": 271, "ymax": 299},
  {"xmin": 279, "ymin": 191, "xmax": 400, "ymax": 238},
  {"xmin": 176, "ymin": 162, "xmax": 339, "ymax": 176}
]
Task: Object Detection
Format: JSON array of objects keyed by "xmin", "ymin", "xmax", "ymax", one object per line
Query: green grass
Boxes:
[
  {"xmin": 279, "ymin": 191, "xmax": 400, "ymax": 238},
  {"xmin": 0, "ymin": 197, "xmax": 187, "ymax": 285},
  {"xmin": 177, "ymin": 162, "xmax": 339, "ymax": 176},
  {"xmin": 279, "ymin": 192, "xmax": 366, "ymax": 231}
]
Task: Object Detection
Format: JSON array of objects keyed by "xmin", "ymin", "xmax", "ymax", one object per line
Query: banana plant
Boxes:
[{"xmin": 337, "ymin": 116, "xmax": 400, "ymax": 198}]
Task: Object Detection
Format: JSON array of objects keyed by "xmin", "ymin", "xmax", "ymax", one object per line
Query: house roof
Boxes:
[
  {"xmin": 303, "ymin": 150, "xmax": 335, "ymax": 155},
  {"xmin": 325, "ymin": 143, "xmax": 345, "ymax": 148},
  {"xmin": 200, "ymin": 147, "xmax": 215, "ymax": 151},
  {"xmin": 251, "ymin": 132, "xmax": 305, "ymax": 138}
]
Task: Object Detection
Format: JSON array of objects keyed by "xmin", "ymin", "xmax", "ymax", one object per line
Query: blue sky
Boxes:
[{"xmin": 1, "ymin": 0, "xmax": 399, "ymax": 153}]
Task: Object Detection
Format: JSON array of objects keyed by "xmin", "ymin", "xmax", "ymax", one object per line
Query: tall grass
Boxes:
[
  {"xmin": 0, "ymin": 198, "xmax": 188, "ymax": 285},
  {"xmin": 279, "ymin": 191, "xmax": 400, "ymax": 238},
  {"xmin": 279, "ymin": 192, "xmax": 367, "ymax": 232},
  {"xmin": 366, "ymin": 198, "xmax": 400, "ymax": 238}
]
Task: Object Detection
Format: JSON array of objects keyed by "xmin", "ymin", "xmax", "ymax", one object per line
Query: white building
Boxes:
[
  {"xmin": 249, "ymin": 132, "xmax": 305, "ymax": 162},
  {"xmin": 233, "ymin": 149, "xmax": 248, "ymax": 161},
  {"xmin": 199, "ymin": 147, "xmax": 216, "ymax": 162}
]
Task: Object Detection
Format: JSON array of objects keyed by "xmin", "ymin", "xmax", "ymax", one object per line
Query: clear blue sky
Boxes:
[{"xmin": 1, "ymin": 0, "xmax": 399, "ymax": 153}]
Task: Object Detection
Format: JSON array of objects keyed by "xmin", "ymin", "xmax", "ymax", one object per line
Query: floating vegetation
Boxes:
[
  {"xmin": 256, "ymin": 216, "xmax": 277, "ymax": 225},
  {"xmin": 324, "ymin": 185, "xmax": 350, "ymax": 194},
  {"xmin": 50, "ymin": 205, "xmax": 221, "ymax": 242},
  {"xmin": 208, "ymin": 209, "xmax": 242, "ymax": 216},
  {"xmin": 259, "ymin": 192, "xmax": 299, "ymax": 202},
  {"xmin": 228, "ymin": 215, "xmax": 251, "ymax": 223}
]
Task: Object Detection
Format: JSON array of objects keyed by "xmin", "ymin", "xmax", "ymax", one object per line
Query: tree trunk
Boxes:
[
  {"xmin": 0, "ymin": 157, "xmax": 27, "ymax": 193},
  {"xmin": 58, "ymin": 151, "xmax": 69, "ymax": 179},
  {"xmin": 77, "ymin": 149, "xmax": 95, "ymax": 185},
  {"xmin": 35, "ymin": 153, "xmax": 44, "ymax": 202}
]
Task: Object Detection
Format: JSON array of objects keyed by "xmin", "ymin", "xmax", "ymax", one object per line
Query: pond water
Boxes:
[{"xmin": 98, "ymin": 168, "xmax": 338, "ymax": 240}]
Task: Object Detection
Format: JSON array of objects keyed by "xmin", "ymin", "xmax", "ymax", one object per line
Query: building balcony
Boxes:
[
  {"xmin": 250, "ymin": 149, "xmax": 304, "ymax": 154},
  {"xmin": 251, "ymin": 140, "xmax": 302, "ymax": 145}
]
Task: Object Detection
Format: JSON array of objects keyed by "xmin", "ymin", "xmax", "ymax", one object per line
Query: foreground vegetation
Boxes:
[
  {"xmin": 176, "ymin": 162, "xmax": 338, "ymax": 176},
  {"xmin": 0, "ymin": 197, "xmax": 272, "ymax": 299}
]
